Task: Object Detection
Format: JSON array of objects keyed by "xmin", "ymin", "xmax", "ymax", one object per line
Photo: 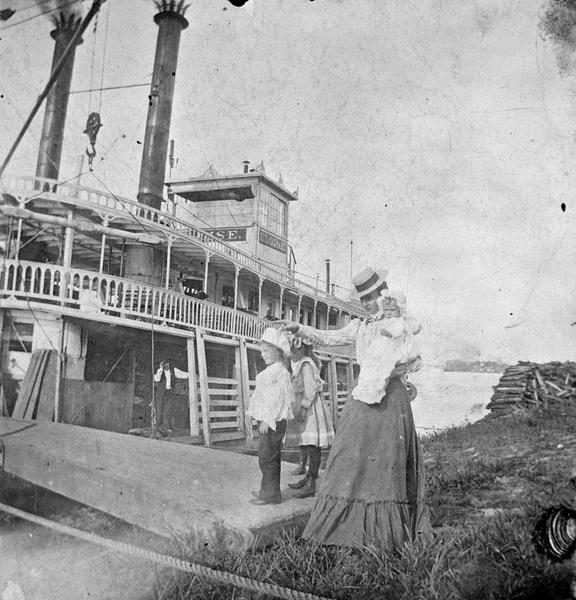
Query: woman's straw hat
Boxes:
[
  {"xmin": 352, "ymin": 266, "xmax": 388, "ymax": 299},
  {"xmin": 259, "ymin": 327, "xmax": 291, "ymax": 356}
]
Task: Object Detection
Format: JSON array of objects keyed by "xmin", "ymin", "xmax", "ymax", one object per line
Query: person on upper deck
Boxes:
[{"xmin": 282, "ymin": 266, "xmax": 430, "ymax": 549}]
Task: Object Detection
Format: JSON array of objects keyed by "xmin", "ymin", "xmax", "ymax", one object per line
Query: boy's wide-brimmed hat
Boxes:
[
  {"xmin": 259, "ymin": 327, "xmax": 291, "ymax": 356},
  {"xmin": 352, "ymin": 266, "xmax": 388, "ymax": 299}
]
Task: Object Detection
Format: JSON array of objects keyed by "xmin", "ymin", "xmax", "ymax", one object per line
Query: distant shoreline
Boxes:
[{"xmin": 443, "ymin": 360, "xmax": 508, "ymax": 374}]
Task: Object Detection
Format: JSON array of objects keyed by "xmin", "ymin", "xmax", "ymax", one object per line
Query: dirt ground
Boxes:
[{"xmin": 0, "ymin": 483, "xmax": 174, "ymax": 600}]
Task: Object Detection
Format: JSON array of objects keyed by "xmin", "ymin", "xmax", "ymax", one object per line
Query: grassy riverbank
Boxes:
[{"xmin": 161, "ymin": 406, "xmax": 576, "ymax": 600}]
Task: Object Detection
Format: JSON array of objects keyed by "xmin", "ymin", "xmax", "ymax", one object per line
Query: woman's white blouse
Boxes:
[
  {"xmin": 247, "ymin": 362, "xmax": 294, "ymax": 430},
  {"xmin": 298, "ymin": 314, "xmax": 420, "ymax": 405}
]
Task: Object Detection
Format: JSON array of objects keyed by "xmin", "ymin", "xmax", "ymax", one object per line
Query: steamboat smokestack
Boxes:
[
  {"xmin": 125, "ymin": 1, "xmax": 189, "ymax": 286},
  {"xmin": 35, "ymin": 11, "xmax": 83, "ymax": 182},
  {"xmin": 325, "ymin": 259, "xmax": 331, "ymax": 294},
  {"xmin": 137, "ymin": 0, "xmax": 189, "ymax": 208}
]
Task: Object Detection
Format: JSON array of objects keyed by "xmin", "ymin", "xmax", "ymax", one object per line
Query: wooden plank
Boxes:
[
  {"xmin": 207, "ymin": 376, "xmax": 238, "ymax": 385},
  {"xmin": 24, "ymin": 350, "xmax": 50, "ymax": 419},
  {"xmin": 211, "ymin": 421, "xmax": 240, "ymax": 430},
  {"xmin": 11, "ymin": 351, "xmax": 40, "ymax": 418},
  {"xmin": 186, "ymin": 337, "xmax": 200, "ymax": 437},
  {"xmin": 207, "ymin": 399, "xmax": 239, "ymax": 407},
  {"xmin": 195, "ymin": 328, "xmax": 212, "ymax": 446},
  {"xmin": 14, "ymin": 350, "xmax": 48, "ymax": 419},
  {"xmin": 36, "ymin": 350, "xmax": 58, "ymax": 421},
  {"xmin": 238, "ymin": 337, "xmax": 255, "ymax": 447},
  {"xmin": 0, "ymin": 417, "xmax": 314, "ymax": 548},
  {"xmin": 202, "ymin": 334, "xmax": 239, "ymax": 346},
  {"xmin": 209, "ymin": 410, "xmax": 240, "ymax": 418},
  {"xmin": 208, "ymin": 389, "xmax": 239, "ymax": 397}
]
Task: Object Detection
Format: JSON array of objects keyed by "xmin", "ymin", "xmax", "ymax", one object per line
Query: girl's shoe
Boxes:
[
  {"xmin": 296, "ymin": 477, "xmax": 316, "ymax": 498},
  {"xmin": 288, "ymin": 477, "xmax": 307, "ymax": 489}
]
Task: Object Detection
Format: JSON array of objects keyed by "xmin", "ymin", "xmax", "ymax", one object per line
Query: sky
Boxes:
[{"xmin": 0, "ymin": 0, "xmax": 575, "ymax": 365}]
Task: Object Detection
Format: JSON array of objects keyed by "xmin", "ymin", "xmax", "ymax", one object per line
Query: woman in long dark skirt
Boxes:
[{"xmin": 283, "ymin": 266, "xmax": 430, "ymax": 549}]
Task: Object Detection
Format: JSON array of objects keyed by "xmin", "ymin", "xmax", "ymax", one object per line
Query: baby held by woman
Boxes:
[{"xmin": 353, "ymin": 289, "xmax": 421, "ymax": 404}]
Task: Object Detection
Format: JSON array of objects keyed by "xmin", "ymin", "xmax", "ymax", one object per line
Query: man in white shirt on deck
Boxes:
[{"xmin": 153, "ymin": 358, "xmax": 188, "ymax": 431}]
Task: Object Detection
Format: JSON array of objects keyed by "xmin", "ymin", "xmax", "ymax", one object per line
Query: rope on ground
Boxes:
[{"xmin": 0, "ymin": 501, "xmax": 335, "ymax": 600}]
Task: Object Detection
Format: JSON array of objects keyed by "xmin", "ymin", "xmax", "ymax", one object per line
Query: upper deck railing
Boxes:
[
  {"xmin": 0, "ymin": 176, "xmax": 362, "ymax": 316},
  {"xmin": 0, "ymin": 259, "xmax": 267, "ymax": 340}
]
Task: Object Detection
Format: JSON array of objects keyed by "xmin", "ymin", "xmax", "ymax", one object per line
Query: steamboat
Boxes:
[{"xmin": 0, "ymin": 1, "xmax": 362, "ymax": 460}]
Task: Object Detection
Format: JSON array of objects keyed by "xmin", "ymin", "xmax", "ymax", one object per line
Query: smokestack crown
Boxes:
[
  {"xmin": 154, "ymin": 0, "xmax": 189, "ymax": 28},
  {"xmin": 50, "ymin": 11, "xmax": 83, "ymax": 39}
]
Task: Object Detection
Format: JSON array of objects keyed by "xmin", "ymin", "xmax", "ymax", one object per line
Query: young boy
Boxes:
[{"xmin": 247, "ymin": 328, "xmax": 294, "ymax": 505}]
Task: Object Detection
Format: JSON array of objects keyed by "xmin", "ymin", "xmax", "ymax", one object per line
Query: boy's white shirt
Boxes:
[{"xmin": 247, "ymin": 362, "xmax": 294, "ymax": 430}]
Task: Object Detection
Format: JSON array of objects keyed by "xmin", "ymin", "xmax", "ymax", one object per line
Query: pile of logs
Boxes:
[{"xmin": 487, "ymin": 361, "xmax": 576, "ymax": 416}]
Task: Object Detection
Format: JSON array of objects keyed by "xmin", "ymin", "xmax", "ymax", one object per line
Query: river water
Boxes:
[{"xmin": 409, "ymin": 368, "xmax": 501, "ymax": 434}]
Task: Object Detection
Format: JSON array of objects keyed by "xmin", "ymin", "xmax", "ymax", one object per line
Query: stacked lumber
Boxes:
[
  {"xmin": 11, "ymin": 349, "xmax": 58, "ymax": 420},
  {"xmin": 487, "ymin": 361, "xmax": 576, "ymax": 416}
]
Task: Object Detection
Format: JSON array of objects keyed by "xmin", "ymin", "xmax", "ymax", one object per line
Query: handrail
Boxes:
[
  {"xmin": 0, "ymin": 175, "xmax": 362, "ymax": 316},
  {"xmin": 0, "ymin": 259, "xmax": 269, "ymax": 340}
]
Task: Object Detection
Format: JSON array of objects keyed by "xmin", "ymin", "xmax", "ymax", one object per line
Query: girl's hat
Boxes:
[
  {"xmin": 259, "ymin": 328, "xmax": 291, "ymax": 356},
  {"xmin": 352, "ymin": 266, "xmax": 388, "ymax": 299}
]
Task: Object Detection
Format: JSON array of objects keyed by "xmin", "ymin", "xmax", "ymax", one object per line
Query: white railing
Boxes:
[
  {"xmin": 1, "ymin": 176, "xmax": 361, "ymax": 316},
  {"xmin": 0, "ymin": 259, "xmax": 269, "ymax": 340}
]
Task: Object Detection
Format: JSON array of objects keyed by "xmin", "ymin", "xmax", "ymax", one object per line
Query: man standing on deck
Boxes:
[{"xmin": 153, "ymin": 359, "xmax": 188, "ymax": 431}]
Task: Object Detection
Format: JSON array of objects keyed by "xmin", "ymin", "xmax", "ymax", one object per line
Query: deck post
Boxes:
[
  {"xmin": 257, "ymin": 276, "xmax": 263, "ymax": 318},
  {"xmin": 296, "ymin": 294, "xmax": 302, "ymax": 323},
  {"xmin": 195, "ymin": 328, "xmax": 211, "ymax": 446},
  {"xmin": 186, "ymin": 336, "xmax": 200, "ymax": 437},
  {"xmin": 312, "ymin": 300, "xmax": 317, "ymax": 328},
  {"xmin": 203, "ymin": 251, "xmax": 211, "ymax": 293},
  {"xmin": 238, "ymin": 337, "xmax": 254, "ymax": 446},
  {"xmin": 279, "ymin": 285, "xmax": 284, "ymax": 319},
  {"xmin": 165, "ymin": 237, "xmax": 173, "ymax": 290},
  {"xmin": 15, "ymin": 218, "xmax": 22, "ymax": 259},
  {"xmin": 233, "ymin": 265, "xmax": 240, "ymax": 310},
  {"xmin": 99, "ymin": 234, "xmax": 106, "ymax": 274},
  {"xmin": 62, "ymin": 210, "xmax": 75, "ymax": 268}
]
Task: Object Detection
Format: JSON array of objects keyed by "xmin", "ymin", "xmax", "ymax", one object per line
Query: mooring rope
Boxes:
[{"xmin": 0, "ymin": 501, "xmax": 335, "ymax": 600}]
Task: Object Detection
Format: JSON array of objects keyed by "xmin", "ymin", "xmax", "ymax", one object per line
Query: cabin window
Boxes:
[
  {"xmin": 7, "ymin": 322, "xmax": 33, "ymax": 353},
  {"xmin": 328, "ymin": 309, "xmax": 339, "ymax": 326},
  {"xmin": 259, "ymin": 190, "xmax": 287, "ymax": 237}
]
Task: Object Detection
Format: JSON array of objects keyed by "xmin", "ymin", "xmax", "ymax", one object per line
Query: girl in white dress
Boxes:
[{"xmin": 287, "ymin": 338, "xmax": 334, "ymax": 498}]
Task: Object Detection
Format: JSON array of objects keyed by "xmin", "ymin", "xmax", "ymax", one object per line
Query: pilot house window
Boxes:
[{"xmin": 259, "ymin": 191, "xmax": 287, "ymax": 237}]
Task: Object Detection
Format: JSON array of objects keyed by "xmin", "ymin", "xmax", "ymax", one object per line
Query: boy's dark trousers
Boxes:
[{"xmin": 258, "ymin": 419, "xmax": 287, "ymax": 501}]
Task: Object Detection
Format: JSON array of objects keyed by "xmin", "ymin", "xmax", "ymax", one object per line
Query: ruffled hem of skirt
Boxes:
[{"xmin": 302, "ymin": 493, "xmax": 431, "ymax": 549}]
